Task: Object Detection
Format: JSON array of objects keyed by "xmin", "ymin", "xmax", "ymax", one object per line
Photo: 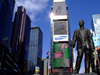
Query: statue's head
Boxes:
[{"xmin": 79, "ymin": 20, "xmax": 84, "ymax": 26}]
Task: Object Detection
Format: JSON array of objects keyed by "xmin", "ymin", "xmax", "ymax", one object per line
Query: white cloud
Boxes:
[{"xmin": 14, "ymin": 0, "xmax": 49, "ymax": 22}]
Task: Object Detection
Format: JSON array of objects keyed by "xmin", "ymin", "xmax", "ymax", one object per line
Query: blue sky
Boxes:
[{"xmin": 14, "ymin": 0, "xmax": 100, "ymax": 73}]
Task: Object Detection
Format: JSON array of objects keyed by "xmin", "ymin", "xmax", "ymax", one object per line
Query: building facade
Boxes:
[
  {"xmin": 42, "ymin": 58, "xmax": 50, "ymax": 75},
  {"xmin": 92, "ymin": 14, "xmax": 100, "ymax": 74},
  {"xmin": 27, "ymin": 27, "xmax": 43, "ymax": 74},
  {"xmin": 0, "ymin": 39, "xmax": 18, "ymax": 75},
  {"xmin": 10, "ymin": 6, "xmax": 31, "ymax": 73},
  {"xmin": 50, "ymin": 0, "xmax": 71, "ymax": 74},
  {"xmin": 0, "ymin": 0, "xmax": 15, "ymax": 44},
  {"xmin": 92, "ymin": 14, "xmax": 100, "ymax": 36}
]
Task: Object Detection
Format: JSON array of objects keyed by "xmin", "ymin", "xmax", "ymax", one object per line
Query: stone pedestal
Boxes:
[{"xmin": 72, "ymin": 73, "xmax": 97, "ymax": 75}]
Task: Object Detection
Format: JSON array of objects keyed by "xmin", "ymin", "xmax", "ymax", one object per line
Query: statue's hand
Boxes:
[{"xmin": 70, "ymin": 41, "xmax": 75, "ymax": 48}]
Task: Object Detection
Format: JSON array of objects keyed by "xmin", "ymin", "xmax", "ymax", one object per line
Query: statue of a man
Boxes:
[{"xmin": 71, "ymin": 20, "xmax": 95, "ymax": 73}]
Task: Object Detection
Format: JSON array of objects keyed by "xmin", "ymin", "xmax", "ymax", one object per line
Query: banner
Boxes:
[{"xmin": 53, "ymin": 43, "xmax": 70, "ymax": 68}]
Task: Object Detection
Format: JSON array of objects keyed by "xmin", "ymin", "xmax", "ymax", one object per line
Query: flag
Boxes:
[{"xmin": 46, "ymin": 51, "xmax": 49, "ymax": 55}]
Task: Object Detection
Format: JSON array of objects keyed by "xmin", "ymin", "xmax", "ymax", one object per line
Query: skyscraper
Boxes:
[
  {"xmin": 10, "ymin": 6, "xmax": 31, "ymax": 72},
  {"xmin": 92, "ymin": 14, "xmax": 100, "ymax": 74},
  {"xmin": 27, "ymin": 27, "xmax": 43, "ymax": 74},
  {"xmin": 50, "ymin": 0, "xmax": 71, "ymax": 74},
  {"xmin": 92, "ymin": 14, "xmax": 100, "ymax": 36},
  {"xmin": 0, "ymin": 0, "xmax": 15, "ymax": 44},
  {"xmin": 10, "ymin": 6, "xmax": 26, "ymax": 58},
  {"xmin": 22, "ymin": 14, "xmax": 31, "ymax": 73},
  {"xmin": 42, "ymin": 58, "xmax": 50, "ymax": 75}
]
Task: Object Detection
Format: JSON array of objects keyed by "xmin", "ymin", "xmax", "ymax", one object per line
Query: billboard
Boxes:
[
  {"xmin": 53, "ymin": 21, "xmax": 68, "ymax": 42},
  {"xmin": 53, "ymin": 43, "xmax": 70, "ymax": 68},
  {"xmin": 53, "ymin": 2, "xmax": 67, "ymax": 20},
  {"xmin": 92, "ymin": 14, "xmax": 100, "ymax": 36},
  {"xmin": 92, "ymin": 35, "xmax": 100, "ymax": 47}
]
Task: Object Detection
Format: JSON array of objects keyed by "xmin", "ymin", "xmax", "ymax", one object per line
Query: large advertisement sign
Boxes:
[
  {"xmin": 92, "ymin": 15, "xmax": 100, "ymax": 36},
  {"xmin": 53, "ymin": 43, "xmax": 70, "ymax": 68},
  {"xmin": 53, "ymin": 2, "xmax": 67, "ymax": 20},
  {"xmin": 92, "ymin": 35, "xmax": 100, "ymax": 47},
  {"xmin": 54, "ymin": 21, "xmax": 67, "ymax": 35},
  {"xmin": 53, "ymin": 21, "xmax": 68, "ymax": 42}
]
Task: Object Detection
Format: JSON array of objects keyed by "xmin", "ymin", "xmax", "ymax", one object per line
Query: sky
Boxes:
[{"xmin": 14, "ymin": 0, "xmax": 100, "ymax": 73}]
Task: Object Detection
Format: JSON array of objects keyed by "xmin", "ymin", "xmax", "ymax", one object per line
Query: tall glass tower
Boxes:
[
  {"xmin": 92, "ymin": 14, "xmax": 100, "ymax": 36},
  {"xmin": 0, "ymin": 0, "xmax": 15, "ymax": 44},
  {"xmin": 27, "ymin": 27, "xmax": 43, "ymax": 74},
  {"xmin": 10, "ymin": 6, "xmax": 31, "ymax": 73}
]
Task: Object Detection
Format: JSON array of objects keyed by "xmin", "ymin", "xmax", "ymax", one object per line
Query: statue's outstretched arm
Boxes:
[{"xmin": 71, "ymin": 30, "xmax": 77, "ymax": 48}]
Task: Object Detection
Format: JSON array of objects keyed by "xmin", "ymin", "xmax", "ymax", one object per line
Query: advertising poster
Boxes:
[
  {"xmin": 53, "ymin": 43, "xmax": 70, "ymax": 68},
  {"xmin": 53, "ymin": 2, "xmax": 67, "ymax": 20},
  {"xmin": 92, "ymin": 35, "xmax": 100, "ymax": 47},
  {"xmin": 54, "ymin": 21, "xmax": 67, "ymax": 35},
  {"xmin": 53, "ymin": 21, "xmax": 68, "ymax": 42},
  {"xmin": 53, "ymin": 2, "xmax": 66, "ymax": 16}
]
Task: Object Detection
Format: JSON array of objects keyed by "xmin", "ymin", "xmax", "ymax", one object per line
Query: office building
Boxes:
[
  {"xmin": 10, "ymin": 6, "xmax": 31, "ymax": 73},
  {"xmin": 50, "ymin": 0, "xmax": 71, "ymax": 74},
  {"xmin": 10, "ymin": 6, "xmax": 26, "ymax": 57},
  {"xmin": 92, "ymin": 14, "xmax": 100, "ymax": 74},
  {"xmin": 27, "ymin": 27, "xmax": 43, "ymax": 74},
  {"xmin": 0, "ymin": 0, "xmax": 15, "ymax": 44},
  {"xmin": 23, "ymin": 14, "xmax": 31, "ymax": 73},
  {"xmin": 92, "ymin": 14, "xmax": 100, "ymax": 36},
  {"xmin": 42, "ymin": 58, "xmax": 50, "ymax": 75},
  {"xmin": 0, "ymin": 39, "xmax": 18, "ymax": 75}
]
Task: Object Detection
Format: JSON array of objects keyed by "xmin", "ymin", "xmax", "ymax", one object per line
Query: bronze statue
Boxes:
[{"xmin": 71, "ymin": 20, "xmax": 95, "ymax": 73}]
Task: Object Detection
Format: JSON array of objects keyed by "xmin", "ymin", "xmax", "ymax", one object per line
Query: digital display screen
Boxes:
[
  {"xmin": 54, "ymin": 21, "xmax": 67, "ymax": 35},
  {"xmin": 53, "ymin": 43, "xmax": 70, "ymax": 68},
  {"xmin": 53, "ymin": 2, "xmax": 67, "ymax": 16}
]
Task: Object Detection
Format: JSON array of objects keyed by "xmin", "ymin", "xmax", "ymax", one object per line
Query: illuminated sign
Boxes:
[
  {"xmin": 53, "ymin": 0, "xmax": 65, "ymax": 2},
  {"xmin": 53, "ymin": 15, "xmax": 67, "ymax": 20},
  {"xmin": 54, "ymin": 35, "xmax": 68, "ymax": 41},
  {"xmin": 53, "ymin": 2, "xmax": 67, "ymax": 16},
  {"xmin": 53, "ymin": 43, "xmax": 70, "ymax": 68},
  {"xmin": 53, "ymin": 21, "xmax": 68, "ymax": 42}
]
